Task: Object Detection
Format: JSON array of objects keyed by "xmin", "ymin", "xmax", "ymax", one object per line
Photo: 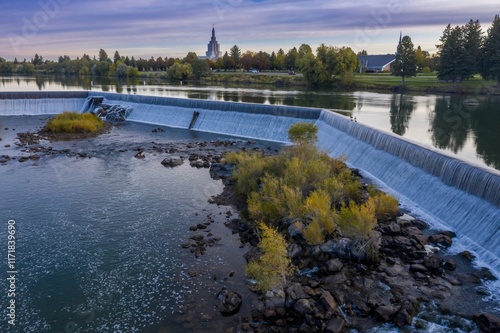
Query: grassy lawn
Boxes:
[{"xmin": 352, "ymin": 73, "xmax": 498, "ymax": 94}]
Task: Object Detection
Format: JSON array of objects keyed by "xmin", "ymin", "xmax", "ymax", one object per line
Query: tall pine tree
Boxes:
[
  {"xmin": 463, "ymin": 19, "xmax": 484, "ymax": 79},
  {"xmin": 480, "ymin": 15, "xmax": 500, "ymax": 82},
  {"xmin": 393, "ymin": 35, "xmax": 417, "ymax": 89},
  {"xmin": 437, "ymin": 25, "xmax": 467, "ymax": 82}
]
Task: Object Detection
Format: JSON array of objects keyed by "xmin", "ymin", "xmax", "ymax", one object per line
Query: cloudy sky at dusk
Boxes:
[{"xmin": 1, "ymin": 0, "xmax": 498, "ymax": 61}]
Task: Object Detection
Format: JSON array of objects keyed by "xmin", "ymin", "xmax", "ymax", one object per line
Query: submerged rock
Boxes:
[{"xmin": 215, "ymin": 288, "xmax": 242, "ymax": 316}]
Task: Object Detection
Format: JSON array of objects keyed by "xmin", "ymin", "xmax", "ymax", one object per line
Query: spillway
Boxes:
[{"xmin": 2, "ymin": 91, "xmax": 499, "ymax": 274}]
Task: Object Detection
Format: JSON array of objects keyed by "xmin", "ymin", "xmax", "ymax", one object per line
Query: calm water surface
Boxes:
[{"xmin": 1, "ymin": 75, "xmax": 498, "ymax": 171}]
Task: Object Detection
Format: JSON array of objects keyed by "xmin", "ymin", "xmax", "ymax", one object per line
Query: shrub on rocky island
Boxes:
[{"xmin": 43, "ymin": 112, "xmax": 105, "ymax": 134}]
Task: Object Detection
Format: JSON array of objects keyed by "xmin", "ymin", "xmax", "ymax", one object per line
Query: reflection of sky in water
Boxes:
[{"xmin": 0, "ymin": 76, "xmax": 498, "ymax": 170}]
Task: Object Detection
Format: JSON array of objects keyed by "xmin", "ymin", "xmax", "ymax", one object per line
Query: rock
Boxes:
[
  {"xmin": 288, "ymin": 243, "xmax": 303, "ymax": 259},
  {"xmin": 397, "ymin": 214, "xmax": 415, "ymax": 223},
  {"xmin": 440, "ymin": 230, "xmax": 457, "ymax": 239},
  {"xmin": 298, "ymin": 323, "xmax": 314, "ymax": 333},
  {"xmin": 473, "ymin": 313, "xmax": 500, "ymax": 333},
  {"xmin": 319, "ymin": 291, "xmax": 337, "ymax": 313},
  {"xmin": 393, "ymin": 300, "xmax": 416, "ymax": 327},
  {"xmin": 286, "ymin": 283, "xmax": 309, "ymax": 303},
  {"xmin": 325, "ymin": 316, "xmax": 346, "ymax": 333},
  {"xmin": 443, "ymin": 258, "xmax": 457, "ymax": 271},
  {"xmin": 134, "ymin": 151, "xmax": 146, "ymax": 159},
  {"xmin": 161, "ymin": 157, "xmax": 184, "ymax": 167},
  {"xmin": 326, "ymin": 259, "xmax": 344, "ymax": 273},
  {"xmin": 383, "ymin": 223, "xmax": 402, "ymax": 235},
  {"xmin": 429, "ymin": 234, "xmax": 453, "ymax": 248},
  {"xmin": 410, "ymin": 264, "xmax": 428, "ymax": 273},
  {"xmin": 412, "ymin": 219, "xmax": 429, "ymax": 230},
  {"xmin": 294, "ymin": 299, "xmax": 313, "ymax": 315},
  {"xmin": 322, "ymin": 273, "xmax": 347, "ymax": 289},
  {"xmin": 423, "ymin": 255, "xmax": 442, "ymax": 273},
  {"xmin": 215, "ymin": 288, "xmax": 242, "ymax": 316},
  {"xmin": 459, "ymin": 250, "xmax": 476, "ymax": 261},
  {"xmin": 375, "ymin": 305, "xmax": 399, "ymax": 322},
  {"xmin": 288, "ymin": 220, "xmax": 305, "ymax": 239}
]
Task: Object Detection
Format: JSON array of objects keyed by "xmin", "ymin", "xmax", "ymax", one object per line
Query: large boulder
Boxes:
[
  {"xmin": 215, "ymin": 288, "xmax": 242, "ymax": 316},
  {"xmin": 161, "ymin": 157, "xmax": 184, "ymax": 167},
  {"xmin": 325, "ymin": 316, "xmax": 346, "ymax": 333},
  {"xmin": 473, "ymin": 313, "xmax": 500, "ymax": 333}
]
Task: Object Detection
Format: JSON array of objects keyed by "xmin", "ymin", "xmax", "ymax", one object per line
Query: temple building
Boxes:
[{"xmin": 205, "ymin": 26, "xmax": 222, "ymax": 60}]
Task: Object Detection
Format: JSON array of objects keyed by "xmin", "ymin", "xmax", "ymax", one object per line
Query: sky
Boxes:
[{"xmin": 0, "ymin": 0, "xmax": 498, "ymax": 61}]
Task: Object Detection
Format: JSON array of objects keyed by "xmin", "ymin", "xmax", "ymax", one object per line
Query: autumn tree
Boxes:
[{"xmin": 393, "ymin": 35, "xmax": 417, "ymax": 88}]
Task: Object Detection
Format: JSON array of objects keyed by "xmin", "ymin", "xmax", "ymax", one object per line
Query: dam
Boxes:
[{"xmin": 1, "ymin": 91, "xmax": 499, "ymax": 274}]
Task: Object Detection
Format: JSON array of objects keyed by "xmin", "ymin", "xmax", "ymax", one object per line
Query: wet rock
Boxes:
[
  {"xmin": 375, "ymin": 305, "xmax": 399, "ymax": 322},
  {"xmin": 429, "ymin": 234, "xmax": 453, "ymax": 248},
  {"xmin": 459, "ymin": 250, "xmax": 476, "ymax": 261},
  {"xmin": 325, "ymin": 316, "xmax": 346, "ymax": 333},
  {"xmin": 393, "ymin": 300, "xmax": 416, "ymax": 327},
  {"xmin": 161, "ymin": 157, "xmax": 184, "ymax": 167},
  {"xmin": 288, "ymin": 243, "xmax": 303, "ymax": 259},
  {"xmin": 473, "ymin": 313, "xmax": 500, "ymax": 333},
  {"xmin": 423, "ymin": 255, "xmax": 442, "ymax": 273},
  {"xmin": 442, "ymin": 258, "xmax": 457, "ymax": 271},
  {"xmin": 215, "ymin": 288, "xmax": 242, "ymax": 316},
  {"xmin": 134, "ymin": 151, "xmax": 146, "ymax": 159}
]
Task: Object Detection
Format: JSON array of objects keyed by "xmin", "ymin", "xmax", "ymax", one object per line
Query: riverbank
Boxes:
[{"xmin": 190, "ymin": 72, "xmax": 500, "ymax": 95}]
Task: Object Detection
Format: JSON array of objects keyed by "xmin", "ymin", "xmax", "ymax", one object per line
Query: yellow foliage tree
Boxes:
[{"xmin": 246, "ymin": 223, "xmax": 295, "ymax": 291}]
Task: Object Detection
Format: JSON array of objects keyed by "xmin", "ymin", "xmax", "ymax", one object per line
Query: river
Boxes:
[{"xmin": 1, "ymin": 74, "xmax": 499, "ymax": 172}]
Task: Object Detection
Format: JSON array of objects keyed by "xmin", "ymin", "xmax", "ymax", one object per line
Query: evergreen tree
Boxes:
[
  {"xmin": 98, "ymin": 49, "xmax": 108, "ymax": 62},
  {"xmin": 113, "ymin": 51, "xmax": 121, "ymax": 64},
  {"xmin": 480, "ymin": 15, "xmax": 500, "ymax": 82},
  {"xmin": 393, "ymin": 35, "xmax": 417, "ymax": 88},
  {"xmin": 437, "ymin": 25, "xmax": 467, "ymax": 82},
  {"xmin": 463, "ymin": 19, "xmax": 484, "ymax": 78},
  {"xmin": 230, "ymin": 45, "xmax": 241, "ymax": 67}
]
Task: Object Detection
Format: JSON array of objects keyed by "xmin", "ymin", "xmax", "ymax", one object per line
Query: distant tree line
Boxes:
[{"xmin": 437, "ymin": 15, "xmax": 500, "ymax": 82}]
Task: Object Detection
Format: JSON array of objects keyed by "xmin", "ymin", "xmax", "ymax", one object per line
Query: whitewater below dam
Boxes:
[{"xmin": 0, "ymin": 91, "xmax": 499, "ymax": 332}]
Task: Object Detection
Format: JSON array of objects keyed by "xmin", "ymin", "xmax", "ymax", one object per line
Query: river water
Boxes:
[
  {"xmin": 1, "ymin": 74, "xmax": 499, "ymax": 172},
  {"xmin": 0, "ymin": 75, "xmax": 499, "ymax": 332}
]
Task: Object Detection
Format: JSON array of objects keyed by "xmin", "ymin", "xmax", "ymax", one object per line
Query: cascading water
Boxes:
[{"xmin": 0, "ymin": 91, "xmax": 87, "ymax": 116}]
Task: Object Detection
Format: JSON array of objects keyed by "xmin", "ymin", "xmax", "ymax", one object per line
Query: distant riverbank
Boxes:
[{"xmin": 171, "ymin": 71, "xmax": 500, "ymax": 95}]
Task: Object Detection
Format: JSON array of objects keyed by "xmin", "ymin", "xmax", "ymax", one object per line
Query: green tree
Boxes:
[
  {"xmin": 463, "ymin": 19, "xmax": 484, "ymax": 78},
  {"xmin": 98, "ymin": 49, "xmax": 108, "ymax": 62},
  {"xmin": 222, "ymin": 51, "xmax": 235, "ymax": 70},
  {"xmin": 480, "ymin": 15, "xmax": 500, "ymax": 82},
  {"xmin": 296, "ymin": 43, "xmax": 313, "ymax": 70},
  {"xmin": 183, "ymin": 52, "xmax": 198, "ymax": 65},
  {"xmin": 393, "ymin": 35, "xmax": 417, "ymax": 88},
  {"xmin": 167, "ymin": 61, "xmax": 192, "ymax": 80},
  {"xmin": 437, "ymin": 25, "xmax": 467, "ymax": 82},
  {"xmin": 114, "ymin": 63, "xmax": 128, "ymax": 77},
  {"xmin": 113, "ymin": 51, "xmax": 121, "ymax": 64},
  {"xmin": 285, "ymin": 47, "xmax": 298, "ymax": 70},
  {"xmin": 192, "ymin": 59, "xmax": 210, "ymax": 79},
  {"xmin": 230, "ymin": 45, "xmax": 241, "ymax": 68},
  {"xmin": 274, "ymin": 48, "xmax": 285, "ymax": 70},
  {"xmin": 288, "ymin": 122, "xmax": 318, "ymax": 145}
]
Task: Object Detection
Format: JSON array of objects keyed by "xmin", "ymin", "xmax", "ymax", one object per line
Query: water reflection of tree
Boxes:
[
  {"xmin": 470, "ymin": 97, "xmax": 500, "ymax": 169},
  {"xmin": 389, "ymin": 94, "xmax": 414, "ymax": 136},
  {"xmin": 430, "ymin": 96, "xmax": 470, "ymax": 154}
]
